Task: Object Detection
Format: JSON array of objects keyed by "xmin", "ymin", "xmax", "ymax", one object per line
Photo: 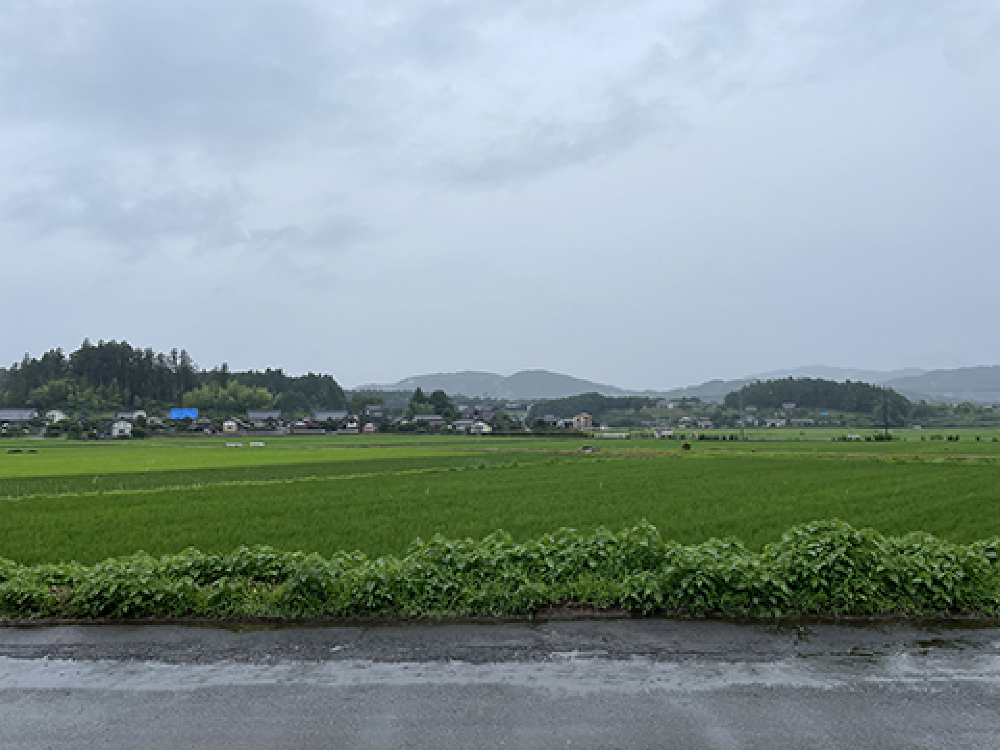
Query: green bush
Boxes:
[{"xmin": 1, "ymin": 521, "xmax": 998, "ymax": 620}]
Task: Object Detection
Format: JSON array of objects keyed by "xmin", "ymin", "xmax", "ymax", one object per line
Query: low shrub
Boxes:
[{"xmin": 1, "ymin": 521, "xmax": 998, "ymax": 620}]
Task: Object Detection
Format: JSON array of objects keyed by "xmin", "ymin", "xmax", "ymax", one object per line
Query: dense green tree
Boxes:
[
  {"xmin": 406, "ymin": 388, "xmax": 456, "ymax": 419},
  {"xmin": 182, "ymin": 382, "xmax": 274, "ymax": 415},
  {"xmin": 428, "ymin": 390, "xmax": 458, "ymax": 420},
  {"xmin": 233, "ymin": 369, "xmax": 346, "ymax": 411},
  {"xmin": 349, "ymin": 394, "xmax": 384, "ymax": 416},
  {"xmin": 1, "ymin": 342, "xmax": 347, "ymax": 415},
  {"xmin": 275, "ymin": 391, "xmax": 313, "ymax": 417},
  {"xmin": 724, "ymin": 378, "xmax": 910, "ymax": 425}
]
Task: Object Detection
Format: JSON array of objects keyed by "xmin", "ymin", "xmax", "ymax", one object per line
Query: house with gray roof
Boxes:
[
  {"xmin": 412, "ymin": 414, "xmax": 446, "ymax": 432},
  {"xmin": 247, "ymin": 409, "xmax": 283, "ymax": 427},
  {"xmin": 0, "ymin": 409, "xmax": 38, "ymax": 424},
  {"xmin": 313, "ymin": 410, "xmax": 348, "ymax": 422}
]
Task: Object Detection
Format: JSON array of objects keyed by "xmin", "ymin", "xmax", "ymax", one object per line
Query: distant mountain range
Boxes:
[
  {"xmin": 754, "ymin": 366, "xmax": 1000, "ymax": 404},
  {"xmin": 880, "ymin": 366, "xmax": 1000, "ymax": 405},
  {"xmin": 358, "ymin": 366, "xmax": 1000, "ymax": 404},
  {"xmin": 360, "ymin": 370, "xmax": 642, "ymax": 401}
]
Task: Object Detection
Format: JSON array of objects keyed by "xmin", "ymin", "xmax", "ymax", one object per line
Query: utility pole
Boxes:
[{"xmin": 883, "ymin": 390, "xmax": 890, "ymax": 440}]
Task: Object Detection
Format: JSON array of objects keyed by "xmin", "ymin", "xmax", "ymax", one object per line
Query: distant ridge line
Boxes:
[{"xmin": 355, "ymin": 365, "xmax": 1000, "ymax": 404}]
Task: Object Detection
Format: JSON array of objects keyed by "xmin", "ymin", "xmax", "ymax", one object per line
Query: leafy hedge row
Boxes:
[{"xmin": 2, "ymin": 520, "xmax": 999, "ymax": 619}]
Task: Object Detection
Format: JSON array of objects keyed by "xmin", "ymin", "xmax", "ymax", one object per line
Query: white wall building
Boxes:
[{"xmin": 110, "ymin": 420, "xmax": 132, "ymax": 438}]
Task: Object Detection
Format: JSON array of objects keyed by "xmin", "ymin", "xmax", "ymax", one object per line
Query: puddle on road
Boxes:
[{"xmin": 2, "ymin": 652, "xmax": 1000, "ymax": 694}]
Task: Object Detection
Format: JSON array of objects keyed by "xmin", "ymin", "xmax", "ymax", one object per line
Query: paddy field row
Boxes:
[{"xmin": 1, "ymin": 433, "xmax": 999, "ymax": 566}]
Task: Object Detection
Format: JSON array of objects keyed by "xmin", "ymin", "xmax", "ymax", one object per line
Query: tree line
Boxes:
[{"xmin": 0, "ymin": 340, "xmax": 347, "ymax": 416}]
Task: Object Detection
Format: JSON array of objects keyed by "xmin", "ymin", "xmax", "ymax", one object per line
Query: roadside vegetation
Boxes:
[{"xmin": 2, "ymin": 520, "xmax": 998, "ymax": 620}]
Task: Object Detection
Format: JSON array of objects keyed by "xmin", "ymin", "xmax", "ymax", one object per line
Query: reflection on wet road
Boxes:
[{"xmin": 1, "ymin": 620, "xmax": 998, "ymax": 749}]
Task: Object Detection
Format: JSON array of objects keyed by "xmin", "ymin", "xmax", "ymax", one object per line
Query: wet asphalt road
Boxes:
[{"xmin": 1, "ymin": 619, "xmax": 999, "ymax": 749}]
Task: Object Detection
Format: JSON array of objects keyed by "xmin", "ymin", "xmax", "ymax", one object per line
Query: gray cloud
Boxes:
[
  {"xmin": 1, "ymin": 0, "xmax": 998, "ymax": 387},
  {"xmin": 437, "ymin": 93, "xmax": 674, "ymax": 185},
  {"xmin": 245, "ymin": 215, "xmax": 368, "ymax": 260},
  {"xmin": 1, "ymin": 160, "xmax": 246, "ymax": 256},
  {"xmin": 0, "ymin": 1, "xmax": 353, "ymax": 153}
]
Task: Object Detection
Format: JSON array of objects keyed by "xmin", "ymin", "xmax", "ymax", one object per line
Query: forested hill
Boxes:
[
  {"xmin": 724, "ymin": 378, "xmax": 909, "ymax": 417},
  {"xmin": 0, "ymin": 341, "xmax": 346, "ymax": 415}
]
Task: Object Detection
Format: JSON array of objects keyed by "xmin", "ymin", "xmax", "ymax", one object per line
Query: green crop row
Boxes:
[{"xmin": 2, "ymin": 520, "xmax": 998, "ymax": 620}]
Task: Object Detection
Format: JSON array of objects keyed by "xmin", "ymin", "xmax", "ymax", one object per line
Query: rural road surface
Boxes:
[{"xmin": 1, "ymin": 619, "xmax": 999, "ymax": 749}]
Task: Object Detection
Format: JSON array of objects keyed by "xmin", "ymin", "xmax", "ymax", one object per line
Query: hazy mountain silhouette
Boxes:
[
  {"xmin": 361, "ymin": 365, "xmax": 1000, "ymax": 404},
  {"xmin": 363, "ymin": 370, "xmax": 635, "ymax": 400}
]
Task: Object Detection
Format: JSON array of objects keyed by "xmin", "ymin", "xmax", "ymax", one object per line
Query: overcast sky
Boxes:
[{"xmin": 2, "ymin": 1, "xmax": 998, "ymax": 389}]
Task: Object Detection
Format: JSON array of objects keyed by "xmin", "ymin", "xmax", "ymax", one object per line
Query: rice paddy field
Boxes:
[{"xmin": 2, "ymin": 430, "xmax": 1000, "ymax": 565}]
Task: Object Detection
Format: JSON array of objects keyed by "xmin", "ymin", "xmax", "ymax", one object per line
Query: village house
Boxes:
[
  {"xmin": 291, "ymin": 420, "xmax": 316, "ymax": 434},
  {"xmin": 115, "ymin": 410, "xmax": 147, "ymax": 422},
  {"xmin": 412, "ymin": 414, "xmax": 445, "ymax": 424},
  {"xmin": 247, "ymin": 409, "xmax": 282, "ymax": 428},
  {"xmin": 0, "ymin": 409, "xmax": 38, "ymax": 425},
  {"xmin": 109, "ymin": 419, "xmax": 132, "ymax": 438},
  {"xmin": 573, "ymin": 412, "xmax": 593, "ymax": 430},
  {"xmin": 412, "ymin": 414, "xmax": 446, "ymax": 432},
  {"xmin": 313, "ymin": 410, "xmax": 348, "ymax": 424}
]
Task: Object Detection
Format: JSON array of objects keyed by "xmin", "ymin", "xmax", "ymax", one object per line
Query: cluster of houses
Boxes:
[
  {"xmin": 2, "ymin": 403, "xmax": 593, "ymax": 437},
  {"xmin": 121, "ymin": 404, "xmax": 595, "ymax": 436},
  {"xmin": 2, "ymin": 396, "xmax": 829, "ymax": 439},
  {"xmin": 0, "ymin": 408, "xmax": 157, "ymax": 438},
  {"xmin": 221, "ymin": 406, "xmax": 511, "ymax": 435},
  {"xmin": 730, "ymin": 403, "xmax": 818, "ymax": 429}
]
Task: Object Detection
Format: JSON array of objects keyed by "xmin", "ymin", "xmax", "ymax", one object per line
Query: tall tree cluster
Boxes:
[
  {"xmin": 0, "ymin": 340, "xmax": 347, "ymax": 415},
  {"xmin": 724, "ymin": 378, "xmax": 911, "ymax": 422},
  {"xmin": 0, "ymin": 340, "xmax": 196, "ymax": 409},
  {"xmin": 406, "ymin": 387, "xmax": 458, "ymax": 420}
]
